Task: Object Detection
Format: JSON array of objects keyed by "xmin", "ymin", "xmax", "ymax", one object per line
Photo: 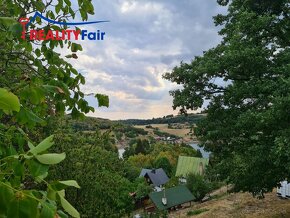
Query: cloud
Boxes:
[{"xmin": 64, "ymin": 0, "xmax": 227, "ymax": 119}]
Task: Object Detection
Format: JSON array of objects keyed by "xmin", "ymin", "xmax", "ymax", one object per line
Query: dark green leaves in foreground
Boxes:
[
  {"xmin": 0, "ymin": 88, "xmax": 20, "ymax": 114},
  {"xmin": 95, "ymin": 94, "xmax": 109, "ymax": 107},
  {"xmin": 0, "ymin": 135, "xmax": 80, "ymax": 218},
  {"xmin": 0, "ymin": 0, "xmax": 106, "ymax": 217}
]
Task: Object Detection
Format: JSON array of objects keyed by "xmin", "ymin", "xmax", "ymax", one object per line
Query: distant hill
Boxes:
[{"xmin": 117, "ymin": 113, "xmax": 205, "ymax": 125}]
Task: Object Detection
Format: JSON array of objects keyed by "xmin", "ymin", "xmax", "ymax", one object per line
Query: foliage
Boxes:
[
  {"xmin": 119, "ymin": 113, "xmax": 205, "ymax": 125},
  {"xmin": 153, "ymin": 129, "xmax": 178, "ymax": 139},
  {"xmin": 123, "ymin": 139, "xmax": 151, "ymax": 158},
  {"xmin": 164, "ymin": 0, "xmax": 290, "ymax": 197},
  {"xmin": 127, "ymin": 142, "xmax": 201, "ymax": 172},
  {"xmin": 165, "ymin": 176, "xmax": 179, "ymax": 188},
  {"xmin": 153, "ymin": 156, "xmax": 173, "ymax": 176},
  {"xmin": 134, "ymin": 178, "xmax": 152, "ymax": 201},
  {"xmin": 127, "ymin": 153, "xmax": 154, "ymax": 169},
  {"xmin": 187, "ymin": 208, "xmax": 209, "ymax": 216},
  {"xmin": 49, "ymin": 129, "xmax": 135, "ymax": 217},
  {"xmin": 0, "ymin": 0, "xmax": 109, "ymax": 217},
  {"xmin": 186, "ymin": 174, "xmax": 210, "ymax": 201},
  {"xmin": 135, "ymin": 139, "xmax": 151, "ymax": 154},
  {"xmin": 0, "ymin": 131, "xmax": 80, "ymax": 217},
  {"xmin": 142, "ymin": 210, "xmax": 168, "ymax": 218},
  {"xmin": 195, "ymin": 149, "xmax": 203, "ymax": 158},
  {"xmin": 123, "ymin": 162, "xmax": 140, "ymax": 182}
]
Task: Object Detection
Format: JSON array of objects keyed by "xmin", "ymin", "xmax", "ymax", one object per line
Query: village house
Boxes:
[
  {"xmin": 148, "ymin": 185, "xmax": 194, "ymax": 212},
  {"xmin": 139, "ymin": 168, "xmax": 169, "ymax": 192}
]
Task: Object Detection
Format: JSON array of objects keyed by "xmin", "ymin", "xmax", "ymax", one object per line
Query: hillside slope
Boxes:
[{"xmin": 170, "ymin": 189, "xmax": 290, "ymax": 218}]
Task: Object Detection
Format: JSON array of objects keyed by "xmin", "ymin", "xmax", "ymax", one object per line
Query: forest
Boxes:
[{"xmin": 119, "ymin": 114, "xmax": 205, "ymax": 126}]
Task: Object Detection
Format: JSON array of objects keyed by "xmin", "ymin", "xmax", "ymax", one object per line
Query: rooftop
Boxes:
[
  {"xmin": 175, "ymin": 156, "xmax": 209, "ymax": 177},
  {"xmin": 140, "ymin": 168, "xmax": 169, "ymax": 187},
  {"xmin": 149, "ymin": 185, "xmax": 194, "ymax": 210}
]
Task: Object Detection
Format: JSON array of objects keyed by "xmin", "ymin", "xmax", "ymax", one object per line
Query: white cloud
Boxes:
[{"xmin": 62, "ymin": 0, "xmax": 225, "ymax": 119}]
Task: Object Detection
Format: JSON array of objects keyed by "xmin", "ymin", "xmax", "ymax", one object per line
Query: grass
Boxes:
[
  {"xmin": 134, "ymin": 123, "xmax": 193, "ymax": 140},
  {"xmin": 171, "ymin": 189, "xmax": 290, "ymax": 218},
  {"xmin": 187, "ymin": 208, "xmax": 209, "ymax": 216}
]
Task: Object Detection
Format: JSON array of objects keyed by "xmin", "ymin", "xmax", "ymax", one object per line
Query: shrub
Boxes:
[
  {"xmin": 186, "ymin": 174, "xmax": 210, "ymax": 201},
  {"xmin": 153, "ymin": 156, "xmax": 172, "ymax": 176},
  {"xmin": 187, "ymin": 208, "xmax": 209, "ymax": 216}
]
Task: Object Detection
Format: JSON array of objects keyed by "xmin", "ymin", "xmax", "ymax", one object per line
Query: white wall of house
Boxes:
[{"xmin": 154, "ymin": 186, "xmax": 162, "ymax": 192}]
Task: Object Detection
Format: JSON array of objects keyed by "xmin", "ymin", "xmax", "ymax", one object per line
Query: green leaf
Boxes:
[
  {"xmin": 84, "ymin": 1, "xmax": 94, "ymax": 15},
  {"xmin": 27, "ymin": 159, "xmax": 49, "ymax": 177},
  {"xmin": 58, "ymin": 192, "xmax": 80, "ymax": 218},
  {"xmin": 61, "ymin": 180, "xmax": 80, "ymax": 189},
  {"xmin": 52, "ymin": 180, "xmax": 80, "ymax": 191},
  {"xmin": 26, "ymin": 108, "xmax": 46, "ymax": 124},
  {"xmin": 40, "ymin": 201, "xmax": 57, "ymax": 218},
  {"xmin": 7, "ymin": 191, "xmax": 38, "ymax": 218},
  {"xmin": 35, "ymin": 1, "xmax": 45, "ymax": 11},
  {"xmin": 29, "ymin": 135, "xmax": 54, "ymax": 155},
  {"xmin": 47, "ymin": 187, "xmax": 56, "ymax": 201},
  {"xmin": 0, "ymin": 88, "xmax": 20, "ymax": 114},
  {"xmin": 29, "ymin": 86, "xmax": 45, "ymax": 104},
  {"xmin": 0, "ymin": 183, "xmax": 14, "ymax": 214},
  {"xmin": 35, "ymin": 48, "xmax": 41, "ymax": 57},
  {"xmin": 79, "ymin": 8, "xmax": 88, "ymax": 21},
  {"xmin": 0, "ymin": 17, "xmax": 17, "ymax": 26},
  {"xmin": 55, "ymin": 3, "xmax": 61, "ymax": 14},
  {"xmin": 9, "ymin": 23, "xmax": 22, "ymax": 37},
  {"xmin": 64, "ymin": 0, "xmax": 72, "ymax": 6},
  {"xmin": 95, "ymin": 94, "xmax": 109, "ymax": 107},
  {"xmin": 57, "ymin": 210, "xmax": 69, "ymax": 218},
  {"xmin": 71, "ymin": 43, "xmax": 82, "ymax": 52},
  {"xmin": 28, "ymin": 141, "xmax": 35, "ymax": 150},
  {"xmin": 65, "ymin": 54, "xmax": 73, "ymax": 58},
  {"xmin": 16, "ymin": 107, "xmax": 46, "ymax": 126},
  {"xmin": 35, "ymin": 153, "xmax": 66, "ymax": 165},
  {"xmin": 35, "ymin": 172, "xmax": 48, "ymax": 182},
  {"xmin": 12, "ymin": 161, "xmax": 24, "ymax": 177}
]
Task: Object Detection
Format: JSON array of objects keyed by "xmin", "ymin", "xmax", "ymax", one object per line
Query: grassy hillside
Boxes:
[
  {"xmin": 170, "ymin": 188, "xmax": 289, "ymax": 218},
  {"xmin": 134, "ymin": 123, "xmax": 196, "ymax": 142}
]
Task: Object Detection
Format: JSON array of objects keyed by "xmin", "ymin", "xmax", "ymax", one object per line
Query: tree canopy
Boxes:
[
  {"xmin": 0, "ymin": 0, "xmax": 108, "ymax": 217},
  {"xmin": 164, "ymin": 0, "xmax": 290, "ymax": 197}
]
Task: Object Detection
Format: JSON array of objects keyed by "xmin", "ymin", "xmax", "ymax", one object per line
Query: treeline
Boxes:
[
  {"xmin": 65, "ymin": 116, "xmax": 148, "ymax": 138},
  {"xmin": 118, "ymin": 113, "xmax": 205, "ymax": 125}
]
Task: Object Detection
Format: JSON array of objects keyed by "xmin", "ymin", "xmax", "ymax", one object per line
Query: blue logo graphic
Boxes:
[
  {"xmin": 26, "ymin": 12, "xmax": 109, "ymax": 27},
  {"xmin": 20, "ymin": 12, "xmax": 109, "ymax": 41}
]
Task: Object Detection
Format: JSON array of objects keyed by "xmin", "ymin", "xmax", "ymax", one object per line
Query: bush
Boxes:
[
  {"xmin": 187, "ymin": 208, "xmax": 209, "ymax": 216},
  {"xmin": 153, "ymin": 156, "xmax": 172, "ymax": 176},
  {"xmin": 134, "ymin": 178, "xmax": 152, "ymax": 200},
  {"xmin": 186, "ymin": 174, "xmax": 210, "ymax": 201}
]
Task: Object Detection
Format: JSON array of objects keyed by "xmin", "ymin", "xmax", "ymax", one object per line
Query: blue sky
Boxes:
[{"xmin": 67, "ymin": 0, "xmax": 227, "ymax": 120}]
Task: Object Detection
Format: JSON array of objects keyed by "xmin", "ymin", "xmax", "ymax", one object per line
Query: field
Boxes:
[
  {"xmin": 134, "ymin": 123, "xmax": 197, "ymax": 142},
  {"xmin": 170, "ymin": 188, "xmax": 290, "ymax": 218}
]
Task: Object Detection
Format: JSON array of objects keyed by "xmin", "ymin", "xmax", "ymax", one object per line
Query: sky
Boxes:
[{"xmin": 67, "ymin": 0, "xmax": 227, "ymax": 120}]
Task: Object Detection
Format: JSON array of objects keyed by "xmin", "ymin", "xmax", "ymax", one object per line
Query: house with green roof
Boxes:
[
  {"xmin": 148, "ymin": 185, "xmax": 194, "ymax": 211},
  {"xmin": 175, "ymin": 156, "xmax": 209, "ymax": 181}
]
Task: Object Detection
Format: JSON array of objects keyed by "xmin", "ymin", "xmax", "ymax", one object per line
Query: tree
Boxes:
[
  {"xmin": 0, "ymin": 0, "xmax": 108, "ymax": 217},
  {"xmin": 186, "ymin": 174, "xmax": 210, "ymax": 201},
  {"xmin": 154, "ymin": 156, "xmax": 173, "ymax": 176},
  {"xmin": 164, "ymin": 0, "xmax": 290, "ymax": 197},
  {"xmin": 134, "ymin": 178, "xmax": 151, "ymax": 201},
  {"xmin": 50, "ymin": 132, "xmax": 135, "ymax": 217},
  {"xmin": 135, "ymin": 139, "xmax": 150, "ymax": 154}
]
